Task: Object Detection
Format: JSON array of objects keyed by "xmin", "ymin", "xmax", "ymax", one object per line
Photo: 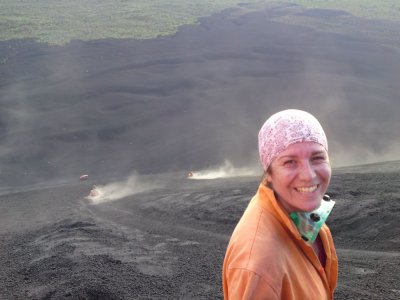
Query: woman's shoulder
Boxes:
[
  {"xmin": 225, "ymin": 213, "xmax": 289, "ymax": 290},
  {"xmin": 227, "ymin": 205, "xmax": 289, "ymax": 264}
]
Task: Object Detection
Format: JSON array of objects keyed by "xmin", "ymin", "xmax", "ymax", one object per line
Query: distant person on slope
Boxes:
[{"xmin": 223, "ymin": 109, "xmax": 338, "ymax": 299}]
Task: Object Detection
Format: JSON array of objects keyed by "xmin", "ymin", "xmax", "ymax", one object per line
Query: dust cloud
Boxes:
[
  {"xmin": 188, "ymin": 160, "xmax": 260, "ymax": 180},
  {"xmin": 86, "ymin": 173, "xmax": 159, "ymax": 204}
]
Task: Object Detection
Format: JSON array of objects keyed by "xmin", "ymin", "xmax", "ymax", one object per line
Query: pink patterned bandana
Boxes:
[{"xmin": 258, "ymin": 109, "xmax": 328, "ymax": 171}]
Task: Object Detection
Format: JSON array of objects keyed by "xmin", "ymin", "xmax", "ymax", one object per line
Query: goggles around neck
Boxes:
[{"xmin": 289, "ymin": 195, "xmax": 335, "ymax": 244}]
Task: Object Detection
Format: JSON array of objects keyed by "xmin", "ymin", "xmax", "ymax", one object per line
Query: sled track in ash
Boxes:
[{"xmin": 80, "ymin": 198, "xmax": 230, "ymax": 244}]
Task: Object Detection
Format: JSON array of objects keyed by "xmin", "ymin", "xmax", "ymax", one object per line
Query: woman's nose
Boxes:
[{"xmin": 298, "ymin": 161, "xmax": 316, "ymax": 180}]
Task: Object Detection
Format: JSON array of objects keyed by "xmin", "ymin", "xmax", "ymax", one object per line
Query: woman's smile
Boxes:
[{"xmin": 295, "ymin": 185, "xmax": 318, "ymax": 193}]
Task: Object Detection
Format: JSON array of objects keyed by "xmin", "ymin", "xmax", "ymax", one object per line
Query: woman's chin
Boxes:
[{"xmin": 300, "ymin": 199, "xmax": 322, "ymax": 212}]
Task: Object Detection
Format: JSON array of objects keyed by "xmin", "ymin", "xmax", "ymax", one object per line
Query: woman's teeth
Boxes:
[{"xmin": 296, "ymin": 185, "xmax": 318, "ymax": 193}]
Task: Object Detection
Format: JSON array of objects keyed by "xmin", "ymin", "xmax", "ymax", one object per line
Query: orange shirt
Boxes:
[{"xmin": 223, "ymin": 184, "xmax": 338, "ymax": 299}]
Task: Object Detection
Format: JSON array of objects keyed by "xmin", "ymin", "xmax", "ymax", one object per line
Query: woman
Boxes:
[{"xmin": 222, "ymin": 109, "xmax": 338, "ymax": 300}]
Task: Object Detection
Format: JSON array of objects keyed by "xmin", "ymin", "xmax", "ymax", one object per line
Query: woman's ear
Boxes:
[
  {"xmin": 262, "ymin": 168, "xmax": 273, "ymax": 187},
  {"xmin": 261, "ymin": 174, "xmax": 267, "ymax": 186},
  {"xmin": 266, "ymin": 171, "xmax": 272, "ymax": 183},
  {"xmin": 261, "ymin": 170, "xmax": 271, "ymax": 186}
]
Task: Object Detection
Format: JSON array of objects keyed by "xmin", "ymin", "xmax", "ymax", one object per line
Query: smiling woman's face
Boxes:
[{"xmin": 266, "ymin": 141, "xmax": 331, "ymax": 213}]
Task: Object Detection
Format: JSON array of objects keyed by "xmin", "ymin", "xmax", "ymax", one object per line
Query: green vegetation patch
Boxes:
[
  {"xmin": 0, "ymin": 0, "xmax": 264, "ymax": 45},
  {"xmin": 0, "ymin": 0, "xmax": 399, "ymax": 45}
]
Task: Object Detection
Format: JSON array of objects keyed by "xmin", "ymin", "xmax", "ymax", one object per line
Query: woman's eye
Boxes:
[
  {"xmin": 284, "ymin": 160, "xmax": 296, "ymax": 165},
  {"xmin": 312, "ymin": 156, "xmax": 326, "ymax": 162}
]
